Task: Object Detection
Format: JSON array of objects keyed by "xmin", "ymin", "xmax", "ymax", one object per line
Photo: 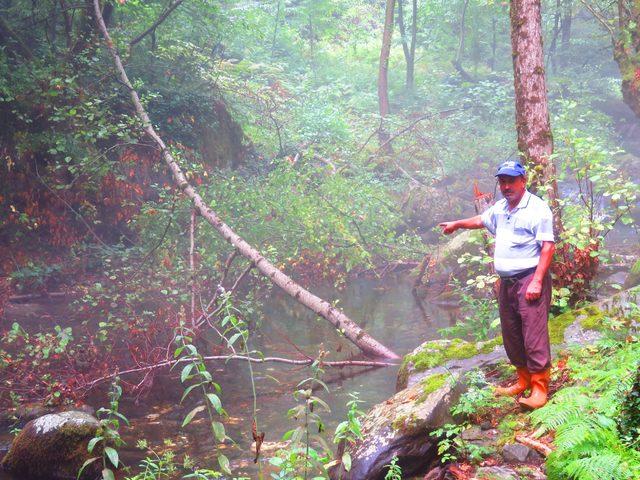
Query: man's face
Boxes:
[{"xmin": 498, "ymin": 175, "xmax": 526, "ymax": 204}]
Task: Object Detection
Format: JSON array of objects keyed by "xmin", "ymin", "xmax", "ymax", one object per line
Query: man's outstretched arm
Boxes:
[{"xmin": 439, "ymin": 215, "xmax": 485, "ymax": 234}]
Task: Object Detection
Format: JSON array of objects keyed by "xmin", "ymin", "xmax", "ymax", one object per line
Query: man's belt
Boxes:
[{"xmin": 500, "ymin": 267, "xmax": 537, "ymax": 282}]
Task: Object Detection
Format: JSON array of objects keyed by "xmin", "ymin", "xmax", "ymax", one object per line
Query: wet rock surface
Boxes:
[
  {"xmin": 328, "ymin": 371, "xmax": 465, "ymax": 480},
  {"xmin": 475, "ymin": 465, "xmax": 521, "ymax": 480},
  {"xmin": 1, "ymin": 411, "xmax": 100, "ymax": 480},
  {"xmin": 502, "ymin": 443, "xmax": 534, "ymax": 463}
]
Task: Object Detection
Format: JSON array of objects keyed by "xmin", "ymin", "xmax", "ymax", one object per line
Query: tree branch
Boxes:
[
  {"xmin": 129, "ymin": 0, "xmax": 184, "ymax": 47},
  {"xmin": 579, "ymin": 0, "xmax": 615, "ymax": 40}
]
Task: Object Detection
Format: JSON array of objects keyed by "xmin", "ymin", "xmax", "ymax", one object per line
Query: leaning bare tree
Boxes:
[
  {"xmin": 509, "ymin": 0, "xmax": 563, "ymax": 235},
  {"xmin": 92, "ymin": 0, "xmax": 399, "ymax": 360}
]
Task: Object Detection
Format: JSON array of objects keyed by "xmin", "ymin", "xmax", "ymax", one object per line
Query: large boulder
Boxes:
[
  {"xmin": 1, "ymin": 411, "xmax": 101, "ymax": 480},
  {"xmin": 328, "ymin": 370, "xmax": 465, "ymax": 480}
]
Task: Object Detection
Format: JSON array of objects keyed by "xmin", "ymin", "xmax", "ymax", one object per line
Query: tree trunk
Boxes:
[
  {"xmin": 547, "ymin": 0, "xmax": 562, "ymax": 72},
  {"xmin": 378, "ymin": 0, "xmax": 395, "ymax": 151},
  {"xmin": 614, "ymin": 0, "xmax": 640, "ymax": 118},
  {"xmin": 92, "ymin": 0, "xmax": 399, "ymax": 360},
  {"xmin": 560, "ymin": 0, "xmax": 572, "ymax": 52},
  {"xmin": 453, "ymin": 0, "xmax": 475, "ymax": 82},
  {"xmin": 397, "ymin": 0, "xmax": 417, "ymax": 90},
  {"xmin": 509, "ymin": 0, "xmax": 563, "ymax": 235},
  {"xmin": 490, "ymin": 14, "xmax": 497, "ymax": 71},
  {"xmin": 0, "ymin": 15, "xmax": 34, "ymax": 60}
]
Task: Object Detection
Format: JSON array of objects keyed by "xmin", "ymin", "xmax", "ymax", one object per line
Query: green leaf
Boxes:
[
  {"xmin": 102, "ymin": 468, "xmax": 115, "ymax": 480},
  {"xmin": 342, "ymin": 452, "xmax": 352, "ymax": 471},
  {"xmin": 104, "ymin": 447, "xmax": 119, "ymax": 468},
  {"xmin": 218, "ymin": 454, "xmax": 231, "ymax": 475},
  {"xmin": 77, "ymin": 457, "xmax": 99, "ymax": 479},
  {"xmin": 181, "ymin": 363, "xmax": 195, "ymax": 383},
  {"xmin": 87, "ymin": 436, "xmax": 103, "ymax": 453},
  {"xmin": 180, "ymin": 383, "xmax": 202, "ymax": 403},
  {"xmin": 227, "ymin": 332, "xmax": 242, "ymax": 347},
  {"xmin": 211, "ymin": 421, "xmax": 225, "ymax": 442},
  {"xmin": 206, "ymin": 393, "xmax": 223, "ymax": 413},
  {"xmin": 182, "ymin": 405, "xmax": 206, "ymax": 427}
]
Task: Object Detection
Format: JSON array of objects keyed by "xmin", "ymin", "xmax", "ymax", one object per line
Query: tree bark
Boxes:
[
  {"xmin": 92, "ymin": 0, "xmax": 399, "ymax": 360},
  {"xmin": 378, "ymin": 0, "xmax": 396, "ymax": 151},
  {"xmin": 509, "ymin": 0, "xmax": 563, "ymax": 235},
  {"xmin": 582, "ymin": 0, "xmax": 640, "ymax": 118}
]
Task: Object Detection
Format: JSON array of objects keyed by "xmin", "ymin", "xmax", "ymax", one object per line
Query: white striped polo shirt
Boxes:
[{"xmin": 480, "ymin": 190, "xmax": 555, "ymax": 277}]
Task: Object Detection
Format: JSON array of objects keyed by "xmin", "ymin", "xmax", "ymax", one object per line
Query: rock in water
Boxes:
[
  {"xmin": 1, "ymin": 411, "xmax": 101, "ymax": 480},
  {"xmin": 328, "ymin": 371, "xmax": 465, "ymax": 480}
]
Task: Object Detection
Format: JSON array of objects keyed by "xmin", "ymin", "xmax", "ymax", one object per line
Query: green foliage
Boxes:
[
  {"xmin": 271, "ymin": 357, "xmax": 332, "ymax": 479},
  {"xmin": 173, "ymin": 323, "xmax": 230, "ymax": 476},
  {"xmin": 383, "ymin": 456, "xmax": 402, "ymax": 480},
  {"xmin": 530, "ymin": 339, "xmax": 640, "ymax": 480},
  {"xmin": 618, "ymin": 367, "xmax": 640, "ymax": 450},
  {"xmin": 125, "ymin": 440, "xmax": 178, "ymax": 480},
  {"xmin": 430, "ymin": 370, "xmax": 501, "ymax": 464},
  {"xmin": 555, "ymin": 102, "xmax": 637, "ymax": 249},
  {"xmin": 439, "ymin": 279, "xmax": 500, "ymax": 341},
  {"xmin": 81, "ymin": 379, "xmax": 129, "ymax": 480},
  {"xmin": 451, "ymin": 370, "xmax": 507, "ymax": 419},
  {"xmin": 333, "ymin": 392, "xmax": 364, "ymax": 446}
]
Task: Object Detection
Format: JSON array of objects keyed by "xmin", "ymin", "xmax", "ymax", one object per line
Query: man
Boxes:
[{"xmin": 439, "ymin": 161, "xmax": 555, "ymax": 409}]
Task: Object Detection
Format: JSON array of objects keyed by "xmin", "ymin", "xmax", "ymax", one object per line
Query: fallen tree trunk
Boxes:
[{"xmin": 92, "ymin": 0, "xmax": 399, "ymax": 360}]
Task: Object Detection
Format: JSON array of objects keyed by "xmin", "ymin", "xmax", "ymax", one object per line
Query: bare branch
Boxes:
[
  {"xmin": 129, "ymin": 0, "xmax": 184, "ymax": 47},
  {"xmin": 80, "ymin": 354, "xmax": 396, "ymax": 391},
  {"xmin": 579, "ymin": 0, "xmax": 615, "ymax": 40}
]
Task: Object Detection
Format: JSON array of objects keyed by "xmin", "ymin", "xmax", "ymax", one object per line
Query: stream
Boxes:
[{"xmin": 0, "ymin": 273, "xmax": 458, "ymax": 478}]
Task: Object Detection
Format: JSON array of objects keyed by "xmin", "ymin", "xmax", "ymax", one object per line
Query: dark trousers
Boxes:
[{"xmin": 498, "ymin": 271, "xmax": 552, "ymax": 373}]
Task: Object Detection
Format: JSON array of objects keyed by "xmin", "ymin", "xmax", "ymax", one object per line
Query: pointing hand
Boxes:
[{"xmin": 439, "ymin": 222, "xmax": 458, "ymax": 235}]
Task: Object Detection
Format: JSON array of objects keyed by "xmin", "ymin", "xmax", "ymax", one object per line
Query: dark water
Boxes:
[{"xmin": 0, "ymin": 274, "xmax": 456, "ymax": 478}]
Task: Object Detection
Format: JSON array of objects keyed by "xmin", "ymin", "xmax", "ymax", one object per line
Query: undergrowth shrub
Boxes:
[{"xmin": 530, "ymin": 337, "xmax": 640, "ymax": 480}]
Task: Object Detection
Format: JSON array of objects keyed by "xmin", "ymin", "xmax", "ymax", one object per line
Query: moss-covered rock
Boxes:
[
  {"xmin": 550, "ymin": 285, "xmax": 640, "ymax": 345},
  {"xmin": 397, "ymin": 337, "xmax": 503, "ymax": 391},
  {"xmin": 548, "ymin": 305, "xmax": 607, "ymax": 345},
  {"xmin": 1, "ymin": 411, "xmax": 101, "ymax": 480}
]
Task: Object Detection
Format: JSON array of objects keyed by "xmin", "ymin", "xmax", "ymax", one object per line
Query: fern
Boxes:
[
  {"xmin": 531, "ymin": 340, "xmax": 640, "ymax": 480},
  {"xmin": 563, "ymin": 453, "xmax": 631, "ymax": 480}
]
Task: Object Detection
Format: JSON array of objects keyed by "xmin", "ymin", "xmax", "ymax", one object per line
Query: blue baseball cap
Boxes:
[{"xmin": 495, "ymin": 160, "xmax": 526, "ymax": 177}]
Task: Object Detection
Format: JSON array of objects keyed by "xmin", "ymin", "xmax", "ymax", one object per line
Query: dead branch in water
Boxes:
[{"xmin": 80, "ymin": 354, "xmax": 397, "ymax": 391}]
